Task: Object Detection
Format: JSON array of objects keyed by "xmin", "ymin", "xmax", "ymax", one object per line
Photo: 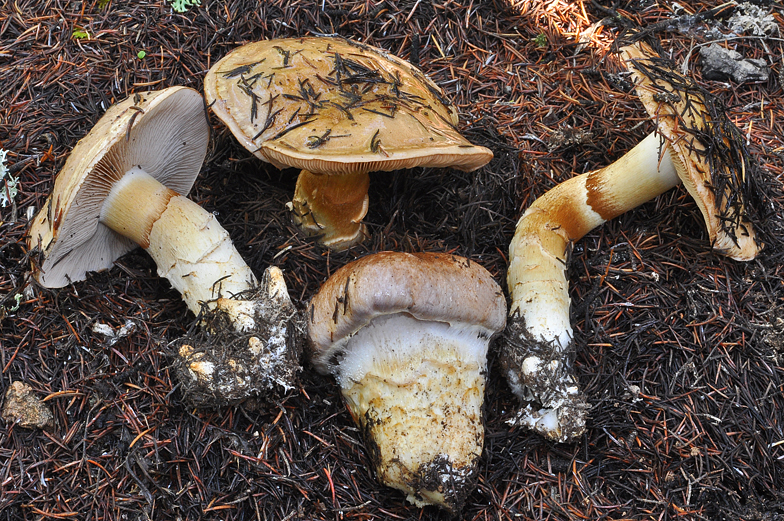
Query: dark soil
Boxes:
[{"xmin": 2, "ymin": 1, "xmax": 784, "ymax": 520}]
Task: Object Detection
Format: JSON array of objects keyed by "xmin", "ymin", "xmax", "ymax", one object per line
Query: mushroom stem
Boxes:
[
  {"xmin": 509, "ymin": 131, "xmax": 678, "ymax": 346},
  {"xmin": 337, "ymin": 314, "xmax": 487, "ymax": 512},
  {"xmin": 308, "ymin": 251, "xmax": 506, "ymax": 512},
  {"xmin": 101, "ymin": 167, "xmax": 258, "ymax": 315},
  {"xmin": 100, "ymin": 167, "xmax": 301, "ymax": 405},
  {"xmin": 504, "ymin": 130, "xmax": 679, "ymax": 442},
  {"xmin": 290, "ymin": 169, "xmax": 370, "ymax": 251}
]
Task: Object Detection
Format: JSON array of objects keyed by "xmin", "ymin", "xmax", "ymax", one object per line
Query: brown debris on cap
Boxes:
[
  {"xmin": 204, "ymin": 37, "xmax": 493, "ymax": 175},
  {"xmin": 620, "ymin": 41, "xmax": 760, "ymax": 261}
]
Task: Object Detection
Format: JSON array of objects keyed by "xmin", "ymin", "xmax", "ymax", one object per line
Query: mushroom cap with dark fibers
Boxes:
[
  {"xmin": 203, "ymin": 37, "xmax": 493, "ymax": 175},
  {"xmin": 28, "ymin": 86, "xmax": 210, "ymax": 287},
  {"xmin": 621, "ymin": 41, "xmax": 759, "ymax": 261}
]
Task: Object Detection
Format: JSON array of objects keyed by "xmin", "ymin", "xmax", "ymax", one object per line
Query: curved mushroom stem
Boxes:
[
  {"xmin": 101, "ymin": 167, "xmax": 299, "ymax": 404},
  {"xmin": 503, "ymin": 131, "xmax": 679, "ymax": 442},
  {"xmin": 290, "ymin": 169, "xmax": 369, "ymax": 251}
]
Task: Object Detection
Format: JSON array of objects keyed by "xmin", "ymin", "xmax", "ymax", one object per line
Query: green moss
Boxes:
[{"xmin": 533, "ymin": 33, "xmax": 548, "ymax": 48}]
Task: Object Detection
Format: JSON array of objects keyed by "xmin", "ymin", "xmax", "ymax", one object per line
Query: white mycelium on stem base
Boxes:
[
  {"xmin": 308, "ymin": 252, "xmax": 506, "ymax": 513},
  {"xmin": 502, "ymin": 40, "xmax": 761, "ymax": 443},
  {"xmin": 28, "ymin": 87, "xmax": 299, "ymax": 405},
  {"xmin": 177, "ymin": 264, "xmax": 300, "ymax": 404}
]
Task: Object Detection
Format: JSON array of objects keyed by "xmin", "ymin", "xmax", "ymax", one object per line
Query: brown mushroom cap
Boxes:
[
  {"xmin": 203, "ymin": 37, "xmax": 493, "ymax": 175},
  {"xmin": 621, "ymin": 41, "xmax": 759, "ymax": 261},
  {"xmin": 28, "ymin": 86, "xmax": 210, "ymax": 288},
  {"xmin": 308, "ymin": 251, "xmax": 507, "ymax": 374}
]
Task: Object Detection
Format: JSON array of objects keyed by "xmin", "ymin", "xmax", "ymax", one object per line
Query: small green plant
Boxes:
[
  {"xmin": 137, "ymin": 50, "xmax": 147, "ymax": 59},
  {"xmin": 0, "ymin": 149, "xmax": 18, "ymax": 208},
  {"xmin": 0, "ymin": 293, "xmax": 22, "ymax": 321},
  {"xmin": 8, "ymin": 294, "xmax": 22, "ymax": 312},
  {"xmin": 533, "ymin": 32, "xmax": 548, "ymax": 48},
  {"xmin": 72, "ymin": 28, "xmax": 90, "ymax": 39},
  {"xmin": 169, "ymin": 0, "xmax": 200, "ymax": 13},
  {"xmin": 97, "ymin": 0, "xmax": 111, "ymax": 8}
]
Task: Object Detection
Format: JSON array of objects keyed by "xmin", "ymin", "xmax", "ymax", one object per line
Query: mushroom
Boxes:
[
  {"xmin": 501, "ymin": 40, "xmax": 761, "ymax": 442},
  {"xmin": 308, "ymin": 252, "xmax": 506, "ymax": 513},
  {"xmin": 27, "ymin": 86, "xmax": 299, "ymax": 405},
  {"xmin": 203, "ymin": 37, "xmax": 493, "ymax": 250}
]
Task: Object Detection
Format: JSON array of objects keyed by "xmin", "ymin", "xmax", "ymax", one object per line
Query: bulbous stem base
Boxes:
[{"xmin": 337, "ymin": 314, "xmax": 488, "ymax": 513}]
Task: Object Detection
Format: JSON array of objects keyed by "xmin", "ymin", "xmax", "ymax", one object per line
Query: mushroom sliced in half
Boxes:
[
  {"xmin": 308, "ymin": 252, "xmax": 506, "ymax": 513},
  {"xmin": 502, "ymin": 40, "xmax": 761, "ymax": 442},
  {"xmin": 27, "ymin": 87, "xmax": 299, "ymax": 405},
  {"xmin": 204, "ymin": 37, "xmax": 493, "ymax": 250}
]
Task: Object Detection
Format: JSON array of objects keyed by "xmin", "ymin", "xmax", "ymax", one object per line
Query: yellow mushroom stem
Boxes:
[
  {"xmin": 290, "ymin": 169, "xmax": 370, "ymax": 251},
  {"xmin": 505, "ymin": 130, "xmax": 680, "ymax": 441},
  {"xmin": 339, "ymin": 315, "xmax": 487, "ymax": 513},
  {"xmin": 101, "ymin": 167, "xmax": 258, "ymax": 314}
]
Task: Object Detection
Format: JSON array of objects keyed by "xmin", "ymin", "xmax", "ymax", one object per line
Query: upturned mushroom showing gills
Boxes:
[
  {"xmin": 502, "ymin": 40, "xmax": 761, "ymax": 442},
  {"xmin": 203, "ymin": 37, "xmax": 493, "ymax": 250},
  {"xmin": 308, "ymin": 252, "xmax": 506, "ymax": 512},
  {"xmin": 27, "ymin": 86, "xmax": 299, "ymax": 405}
]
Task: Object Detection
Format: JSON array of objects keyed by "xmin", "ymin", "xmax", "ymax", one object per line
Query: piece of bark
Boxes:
[{"xmin": 700, "ymin": 43, "xmax": 769, "ymax": 83}]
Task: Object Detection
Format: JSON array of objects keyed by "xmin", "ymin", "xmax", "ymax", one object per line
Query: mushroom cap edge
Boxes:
[{"xmin": 307, "ymin": 251, "xmax": 508, "ymax": 375}]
